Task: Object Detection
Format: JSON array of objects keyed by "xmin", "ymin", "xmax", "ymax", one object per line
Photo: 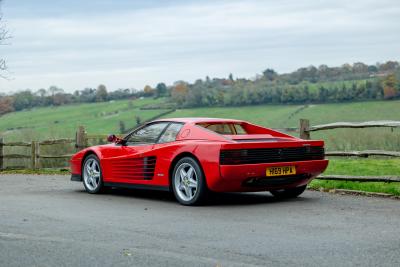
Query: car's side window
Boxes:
[
  {"xmin": 158, "ymin": 123, "xmax": 184, "ymax": 143},
  {"xmin": 199, "ymin": 123, "xmax": 234, "ymax": 134},
  {"xmin": 234, "ymin": 124, "xmax": 247, "ymax": 134},
  {"xmin": 126, "ymin": 122, "xmax": 169, "ymax": 145}
]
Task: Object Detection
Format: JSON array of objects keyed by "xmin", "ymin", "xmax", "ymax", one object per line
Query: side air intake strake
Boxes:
[
  {"xmin": 220, "ymin": 146, "xmax": 324, "ymax": 165},
  {"xmin": 110, "ymin": 156, "xmax": 156, "ymax": 180}
]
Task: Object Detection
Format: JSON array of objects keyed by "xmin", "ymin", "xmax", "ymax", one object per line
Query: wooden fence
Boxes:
[
  {"xmin": 0, "ymin": 138, "xmax": 75, "ymax": 170},
  {"xmin": 0, "ymin": 126, "xmax": 123, "ymax": 170},
  {"xmin": 299, "ymin": 119, "xmax": 400, "ymax": 182},
  {"xmin": 1, "ymin": 120, "xmax": 399, "ymax": 183}
]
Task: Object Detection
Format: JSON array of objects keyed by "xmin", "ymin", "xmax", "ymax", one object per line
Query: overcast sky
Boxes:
[{"xmin": 0, "ymin": 0, "xmax": 399, "ymax": 93}]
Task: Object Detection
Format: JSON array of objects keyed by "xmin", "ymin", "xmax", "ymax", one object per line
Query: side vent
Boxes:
[
  {"xmin": 110, "ymin": 156, "xmax": 157, "ymax": 180},
  {"xmin": 143, "ymin": 156, "xmax": 156, "ymax": 180}
]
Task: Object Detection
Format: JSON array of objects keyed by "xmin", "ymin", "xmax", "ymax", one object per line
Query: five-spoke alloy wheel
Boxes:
[
  {"xmin": 83, "ymin": 154, "xmax": 104, "ymax": 194},
  {"xmin": 172, "ymin": 157, "xmax": 207, "ymax": 205}
]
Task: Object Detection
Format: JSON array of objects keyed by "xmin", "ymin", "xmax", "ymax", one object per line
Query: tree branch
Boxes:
[{"xmin": 0, "ymin": 1, "xmax": 10, "ymax": 78}]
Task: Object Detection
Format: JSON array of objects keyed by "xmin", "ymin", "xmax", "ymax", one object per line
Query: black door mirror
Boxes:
[{"xmin": 107, "ymin": 134, "xmax": 117, "ymax": 143}]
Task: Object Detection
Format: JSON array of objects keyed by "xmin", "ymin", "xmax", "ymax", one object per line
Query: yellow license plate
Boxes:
[{"xmin": 266, "ymin": 166, "xmax": 296, "ymax": 177}]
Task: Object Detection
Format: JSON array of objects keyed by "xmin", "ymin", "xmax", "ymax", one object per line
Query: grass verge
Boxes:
[
  {"xmin": 324, "ymin": 158, "xmax": 400, "ymax": 176},
  {"xmin": 0, "ymin": 168, "xmax": 70, "ymax": 175},
  {"xmin": 311, "ymin": 157, "xmax": 400, "ymax": 196},
  {"xmin": 309, "ymin": 180, "xmax": 400, "ymax": 196}
]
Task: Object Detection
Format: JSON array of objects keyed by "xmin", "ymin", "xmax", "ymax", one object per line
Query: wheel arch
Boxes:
[
  {"xmin": 81, "ymin": 150, "xmax": 100, "ymax": 173},
  {"xmin": 168, "ymin": 152, "xmax": 206, "ymax": 190}
]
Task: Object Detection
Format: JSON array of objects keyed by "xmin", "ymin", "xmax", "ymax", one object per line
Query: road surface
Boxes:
[{"xmin": 0, "ymin": 174, "xmax": 399, "ymax": 266}]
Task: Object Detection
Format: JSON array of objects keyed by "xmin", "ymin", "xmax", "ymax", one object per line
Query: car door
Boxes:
[
  {"xmin": 149, "ymin": 123, "xmax": 185, "ymax": 183},
  {"xmin": 103, "ymin": 122, "xmax": 169, "ymax": 184}
]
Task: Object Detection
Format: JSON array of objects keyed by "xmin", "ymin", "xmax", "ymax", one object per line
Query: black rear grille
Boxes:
[{"xmin": 220, "ymin": 146, "xmax": 324, "ymax": 165}]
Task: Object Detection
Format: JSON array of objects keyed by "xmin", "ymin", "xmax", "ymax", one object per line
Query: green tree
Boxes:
[
  {"xmin": 96, "ymin": 84, "xmax": 108, "ymax": 102},
  {"xmin": 262, "ymin": 69, "xmax": 277, "ymax": 81},
  {"xmin": 155, "ymin": 83, "xmax": 167, "ymax": 97},
  {"xmin": 13, "ymin": 90, "xmax": 34, "ymax": 111}
]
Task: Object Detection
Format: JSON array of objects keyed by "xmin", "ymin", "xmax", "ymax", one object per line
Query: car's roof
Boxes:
[{"xmin": 155, "ymin": 117, "xmax": 246, "ymax": 124}]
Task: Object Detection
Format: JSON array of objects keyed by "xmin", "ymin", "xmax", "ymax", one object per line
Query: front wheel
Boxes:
[
  {"xmin": 82, "ymin": 154, "xmax": 105, "ymax": 194},
  {"xmin": 270, "ymin": 185, "xmax": 307, "ymax": 199},
  {"xmin": 172, "ymin": 157, "xmax": 207, "ymax": 206}
]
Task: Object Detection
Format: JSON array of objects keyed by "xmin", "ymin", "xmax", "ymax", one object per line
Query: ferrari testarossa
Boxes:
[{"xmin": 71, "ymin": 118, "xmax": 328, "ymax": 205}]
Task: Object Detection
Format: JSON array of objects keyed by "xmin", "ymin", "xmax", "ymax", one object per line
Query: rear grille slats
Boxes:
[
  {"xmin": 110, "ymin": 156, "xmax": 156, "ymax": 180},
  {"xmin": 220, "ymin": 147, "xmax": 324, "ymax": 165}
]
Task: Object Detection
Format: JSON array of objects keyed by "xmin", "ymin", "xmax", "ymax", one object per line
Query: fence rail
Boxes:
[
  {"xmin": 317, "ymin": 175, "xmax": 400, "ymax": 182},
  {"xmin": 325, "ymin": 150, "xmax": 400, "ymax": 158},
  {"xmin": 309, "ymin": 120, "xmax": 400, "ymax": 132},
  {"xmin": 0, "ymin": 133, "xmax": 78, "ymax": 170},
  {"xmin": 0, "ymin": 126, "xmax": 125, "ymax": 170},
  {"xmin": 299, "ymin": 118, "xmax": 400, "ymax": 182}
]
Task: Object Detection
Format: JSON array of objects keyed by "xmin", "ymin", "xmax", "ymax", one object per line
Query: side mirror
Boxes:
[
  {"xmin": 107, "ymin": 134, "xmax": 117, "ymax": 143},
  {"xmin": 107, "ymin": 134, "xmax": 125, "ymax": 145}
]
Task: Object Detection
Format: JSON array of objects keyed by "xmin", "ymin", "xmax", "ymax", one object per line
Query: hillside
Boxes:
[
  {"xmin": 0, "ymin": 98, "xmax": 169, "ymax": 141},
  {"xmin": 1, "ymin": 98, "xmax": 399, "ymax": 151}
]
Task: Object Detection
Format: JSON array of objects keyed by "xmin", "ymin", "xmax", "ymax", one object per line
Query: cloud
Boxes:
[{"xmin": 1, "ymin": 0, "xmax": 399, "ymax": 92}]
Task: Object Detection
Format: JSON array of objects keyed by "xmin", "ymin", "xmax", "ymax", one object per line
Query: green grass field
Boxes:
[
  {"xmin": 1, "ymin": 98, "xmax": 399, "ymax": 142},
  {"xmin": 163, "ymin": 100, "xmax": 400, "ymax": 127},
  {"xmin": 0, "ymin": 98, "xmax": 168, "ymax": 141}
]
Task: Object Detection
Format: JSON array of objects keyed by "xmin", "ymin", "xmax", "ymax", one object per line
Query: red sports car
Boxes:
[{"xmin": 70, "ymin": 118, "xmax": 328, "ymax": 205}]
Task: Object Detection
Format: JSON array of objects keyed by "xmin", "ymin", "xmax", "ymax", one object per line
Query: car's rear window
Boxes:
[{"xmin": 197, "ymin": 123, "xmax": 247, "ymax": 135}]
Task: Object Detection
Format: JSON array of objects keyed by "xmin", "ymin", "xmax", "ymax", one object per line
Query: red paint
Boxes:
[{"xmin": 70, "ymin": 118, "xmax": 328, "ymax": 192}]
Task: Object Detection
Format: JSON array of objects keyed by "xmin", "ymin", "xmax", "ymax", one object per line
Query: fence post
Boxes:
[
  {"xmin": 31, "ymin": 141, "xmax": 36, "ymax": 169},
  {"xmin": 299, "ymin": 119, "xmax": 310, "ymax": 140},
  {"xmin": 76, "ymin": 126, "xmax": 87, "ymax": 151},
  {"xmin": 0, "ymin": 137, "xmax": 3, "ymax": 170},
  {"xmin": 35, "ymin": 142, "xmax": 40, "ymax": 169}
]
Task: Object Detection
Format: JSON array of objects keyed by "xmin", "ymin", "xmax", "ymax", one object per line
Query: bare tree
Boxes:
[{"xmin": 0, "ymin": 0, "xmax": 10, "ymax": 78}]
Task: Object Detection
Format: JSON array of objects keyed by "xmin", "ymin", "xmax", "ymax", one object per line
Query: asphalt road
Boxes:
[{"xmin": 0, "ymin": 174, "xmax": 399, "ymax": 267}]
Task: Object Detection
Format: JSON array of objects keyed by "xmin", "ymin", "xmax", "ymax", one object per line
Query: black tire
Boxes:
[
  {"xmin": 270, "ymin": 185, "xmax": 307, "ymax": 199},
  {"xmin": 171, "ymin": 157, "xmax": 208, "ymax": 206},
  {"xmin": 82, "ymin": 154, "xmax": 105, "ymax": 194}
]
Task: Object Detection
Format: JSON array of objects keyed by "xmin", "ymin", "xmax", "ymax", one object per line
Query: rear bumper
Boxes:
[{"xmin": 209, "ymin": 159, "xmax": 329, "ymax": 192}]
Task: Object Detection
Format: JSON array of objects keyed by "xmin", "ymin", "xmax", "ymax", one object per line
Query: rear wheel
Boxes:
[
  {"xmin": 270, "ymin": 185, "xmax": 307, "ymax": 199},
  {"xmin": 82, "ymin": 155, "xmax": 105, "ymax": 194},
  {"xmin": 172, "ymin": 157, "xmax": 207, "ymax": 206}
]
